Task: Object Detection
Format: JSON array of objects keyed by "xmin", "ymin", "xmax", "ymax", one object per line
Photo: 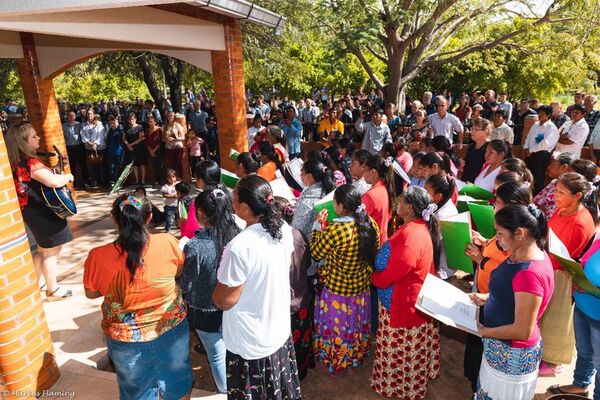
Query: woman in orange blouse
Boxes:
[
  {"xmin": 83, "ymin": 193, "xmax": 192, "ymax": 399},
  {"xmin": 541, "ymin": 172, "xmax": 598, "ymax": 375},
  {"xmin": 257, "ymin": 141, "xmax": 280, "ymax": 182}
]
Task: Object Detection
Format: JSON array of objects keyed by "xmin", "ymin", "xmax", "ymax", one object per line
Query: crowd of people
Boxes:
[{"xmin": 4, "ymin": 86, "xmax": 600, "ymax": 400}]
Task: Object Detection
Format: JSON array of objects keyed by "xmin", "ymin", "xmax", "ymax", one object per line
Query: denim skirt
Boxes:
[{"xmin": 106, "ymin": 319, "xmax": 193, "ymax": 400}]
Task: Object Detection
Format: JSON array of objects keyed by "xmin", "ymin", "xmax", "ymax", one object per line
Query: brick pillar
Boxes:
[
  {"xmin": 0, "ymin": 135, "xmax": 60, "ymax": 397},
  {"xmin": 211, "ymin": 20, "xmax": 248, "ymax": 172},
  {"xmin": 16, "ymin": 33, "xmax": 71, "ymax": 173}
]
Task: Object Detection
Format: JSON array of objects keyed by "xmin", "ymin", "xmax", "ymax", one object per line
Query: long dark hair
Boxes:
[
  {"xmin": 322, "ymin": 146, "xmax": 352, "ymax": 184},
  {"xmin": 236, "ymin": 175, "xmax": 284, "ymax": 240},
  {"xmin": 431, "ymin": 135, "xmax": 459, "ymax": 167},
  {"xmin": 195, "ymin": 189, "xmax": 241, "ymax": 262},
  {"xmin": 495, "ymin": 204, "xmax": 548, "ymax": 251},
  {"xmin": 420, "ymin": 151, "xmax": 454, "ymax": 176},
  {"xmin": 403, "ymin": 186, "xmax": 442, "ymax": 270},
  {"xmin": 334, "ymin": 184, "xmax": 378, "ymax": 264},
  {"xmin": 237, "ymin": 152, "xmax": 260, "ymax": 175},
  {"xmin": 365, "ymin": 154, "xmax": 395, "ymax": 212},
  {"xmin": 195, "ymin": 160, "xmax": 225, "ymax": 191},
  {"xmin": 557, "ymin": 172, "xmax": 600, "ymax": 224},
  {"xmin": 302, "ymin": 157, "xmax": 336, "ymax": 195},
  {"xmin": 111, "ymin": 193, "xmax": 152, "ymax": 282},
  {"xmin": 488, "ymin": 139, "xmax": 512, "ymax": 159},
  {"xmin": 426, "ymin": 174, "xmax": 455, "ymax": 209},
  {"xmin": 501, "ymin": 158, "xmax": 534, "ymax": 187},
  {"xmin": 258, "ymin": 141, "xmax": 282, "ymax": 169},
  {"xmin": 495, "ymin": 181, "xmax": 532, "ymax": 206}
]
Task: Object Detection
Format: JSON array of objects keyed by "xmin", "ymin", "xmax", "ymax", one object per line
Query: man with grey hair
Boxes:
[
  {"xmin": 423, "ymin": 91, "xmax": 435, "ymax": 115},
  {"xmin": 584, "ymin": 94, "xmax": 599, "ymax": 133},
  {"xmin": 482, "ymin": 89, "xmax": 498, "ymax": 120},
  {"xmin": 427, "ymin": 96, "xmax": 464, "ymax": 143},
  {"xmin": 550, "ymin": 101, "xmax": 570, "ymax": 129}
]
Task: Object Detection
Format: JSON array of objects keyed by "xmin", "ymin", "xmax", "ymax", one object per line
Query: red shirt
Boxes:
[
  {"xmin": 145, "ymin": 127, "xmax": 163, "ymax": 150},
  {"xmin": 371, "ymin": 220, "xmax": 435, "ymax": 328},
  {"xmin": 362, "ymin": 180, "xmax": 391, "ymax": 244},
  {"xmin": 549, "ymin": 207, "xmax": 595, "ymax": 268}
]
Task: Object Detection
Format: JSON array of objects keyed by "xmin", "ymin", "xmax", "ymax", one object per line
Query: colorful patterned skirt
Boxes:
[
  {"xmin": 370, "ymin": 305, "xmax": 440, "ymax": 398},
  {"xmin": 291, "ymin": 305, "xmax": 315, "ymax": 380},
  {"xmin": 313, "ymin": 287, "xmax": 370, "ymax": 375},
  {"xmin": 225, "ymin": 336, "xmax": 301, "ymax": 400},
  {"xmin": 475, "ymin": 338, "xmax": 542, "ymax": 400}
]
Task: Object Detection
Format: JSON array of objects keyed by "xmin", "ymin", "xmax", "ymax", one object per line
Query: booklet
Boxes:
[
  {"xmin": 549, "ymin": 229, "xmax": 600, "ymax": 298},
  {"xmin": 439, "ymin": 212, "xmax": 474, "ymax": 273},
  {"xmin": 467, "ymin": 203, "xmax": 495, "ymax": 239},
  {"xmin": 221, "ymin": 169, "xmax": 240, "ymax": 189},
  {"xmin": 416, "ymin": 273, "xmax": 480, "ymax": 336},
  {"xmin": 284, "ymin": 158, "xmax": 306, "ymax": 189},
  {"xmin": 313, "ymin": 189, "xmax": 338, "ymax": 222},
  {"xmin": 392, "ymin": 161, "xmax": 411, "ymax": 184},
  {"xmin": 459, "ymin": 183, "xmax": 494, "ymax": 201},
  {"xmin": 269, "ymin": 176, "xmax": 296, "ymax": 203},
  {"xmin": 457, "ymin": 195, "xmax": 489, "ymax": 214},
  {"xmin": 229, "ymin": 148, "xmax": 240, "ymax": 161}
]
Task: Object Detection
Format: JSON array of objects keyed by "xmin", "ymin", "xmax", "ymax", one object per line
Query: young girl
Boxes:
[
  {"xmin": 187, "ymin": 130, "xmax": 204, "ymax": 177},
  {"xmin": 337, "ymin": 137, "xmax": 354, "ymax": 173},
  {"xmin": 409, "ymin": 152, "xmax": 427, "ymax": 188},
  {"xmin": 161, "ymin": 169, "xmax": 179, "ymax": 233},
  {"xmin": 349, "ymin": 149, "xmax": 372, "ymax": 196}
]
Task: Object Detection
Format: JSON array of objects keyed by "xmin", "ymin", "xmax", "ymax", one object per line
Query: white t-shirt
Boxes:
[
  {"xmin": 474, "ymin": 164, "xmax": 501, "ymax": 193},
  {"xmin": 555, "ymin": 119, "xmax": 590, "ymax": 158},
  {"xmin": 160, "ymin": 182, "xmax": 178, "ymax": 207},
  {"xmin": 218, "ymin": 222, "xmax": 294, "ymax": 360}
]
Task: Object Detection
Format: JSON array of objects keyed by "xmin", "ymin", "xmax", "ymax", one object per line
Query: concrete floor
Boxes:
[{"xmin": 42, "ymin": 188, "xmax": 593, "ymax": 399}]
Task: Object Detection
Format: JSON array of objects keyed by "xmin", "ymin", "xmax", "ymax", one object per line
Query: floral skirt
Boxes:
[
  {"xmin": 292, "ymin": 305, "xmax": 315, "ymax": 380},
  {"xmin": 313, "ymin": 287, "xmax": 370, "ymax": 375},
  {"xmin": 370, "ymin": 305, "xmax": 440, "ymax": 399},
  {"xmin": 225, "ymin": 336, "xmax": 301, "ymax": 400},
  {"xmin": 475, "ymin": 338, "xmax": 542, "ymax": 400}
]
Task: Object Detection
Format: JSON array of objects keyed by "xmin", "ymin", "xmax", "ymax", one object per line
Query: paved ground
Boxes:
[{"xmin": 42, "ymin": 188, "xmax": 593, "ymax": 399}]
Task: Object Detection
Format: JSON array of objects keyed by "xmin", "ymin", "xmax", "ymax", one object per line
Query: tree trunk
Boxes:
[
  {"xmin": 384, "ymin": 83, "xmax": 406, "ymax": 114},
  {"xmin": 133, "ymin": 52, "xmax": 167, "ymax": 115},
  {"xmin": 158, "ymin": 55, "xmax": 185, "ymax": 113}
]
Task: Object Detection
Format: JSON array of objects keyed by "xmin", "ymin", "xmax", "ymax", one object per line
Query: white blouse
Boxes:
[{"xmin": 474, "ymin": 164, "xmax": 501, "ymax": 193}]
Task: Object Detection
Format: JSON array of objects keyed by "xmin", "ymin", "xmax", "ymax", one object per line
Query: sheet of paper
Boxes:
[
  {"xmin": 392, "ymin": 161, "xmax": 411, "ymax": 184},
  {"xmin": 285, "ymin": 158, "xmax": 306, "ymax": 189},
  {"xmin": 416, "ymin": 273, "xmax": 480, "ymax": 336},
  {"xmin": 549, "ymin": 228, "xmax": 573, "ymax": 261},
  {"xmin": 270, "ymin": 177, "xmax": 296, "ymax": 202},
  {"xmin": 455, "ymin": 179, "xmax": 466, "ymax": 191}
]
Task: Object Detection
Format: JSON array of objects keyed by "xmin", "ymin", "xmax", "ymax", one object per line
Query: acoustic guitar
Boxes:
[{"xmin": 41, "ymin": 145, "xmax": 77, "ymax": 219}]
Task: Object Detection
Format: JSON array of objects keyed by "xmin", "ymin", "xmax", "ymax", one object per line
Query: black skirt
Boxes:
[
  {"xmin": 226, "ymin": 336, "xmax": 301, "ymax": 400},
  {"xmin": 22, "ymin": 197, "xmax": 73, "ymax": 248}
]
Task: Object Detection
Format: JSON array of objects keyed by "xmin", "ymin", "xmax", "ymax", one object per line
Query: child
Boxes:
[
  {"xmin": 175, "ymin": 181, "xmax": 193, "ymax": 228},
  {"xmin": 187, "ymin": 130, "xmax": 204, "ymax": 176},
  {"xmin": 409, "ymin": 152, "xmax": 427, "ymax": 188},
  {"xmin": 160, "ymin": 169, "xmax": 179, "ymax": 233}
]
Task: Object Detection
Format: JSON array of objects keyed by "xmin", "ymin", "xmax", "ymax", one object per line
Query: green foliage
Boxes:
[{"xmin": 0, "ymin": 60, "xmax": 24, "ymax": 103}]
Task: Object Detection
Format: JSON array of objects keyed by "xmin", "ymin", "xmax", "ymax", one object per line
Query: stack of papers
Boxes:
[{"xmin": 416, "ymin": 273, "xmax": 480, "ymax": 336}]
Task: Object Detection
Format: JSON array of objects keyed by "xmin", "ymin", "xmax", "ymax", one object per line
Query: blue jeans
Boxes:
[
  {"xmin": 195, "ymin": 329, "xmax": 227, "ymax": 394},
  {"xmin": 164, "ymin": 205, "xmax": 177, "ymax": 233},
  {"xmin": 573, "ymin": 306, "xmax": 600, "ymax": 400}
]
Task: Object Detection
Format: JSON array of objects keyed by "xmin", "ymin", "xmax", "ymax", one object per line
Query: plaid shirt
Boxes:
[
  {"xmin": 585, "ymin": 110, "xmax": 600, "ymax": 131},
  {"xmin": 310, "ymin": 218, "xmax": 380, "ymax": 296}
]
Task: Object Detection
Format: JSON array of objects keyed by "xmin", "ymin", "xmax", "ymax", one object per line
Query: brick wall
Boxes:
[
  {"xmin": 0, "ymin": 133, "xmax": 60, "ymax": 399},
  {"xmin": 211, "ymin": 20, "xmax": 248, "ymax": 172}
]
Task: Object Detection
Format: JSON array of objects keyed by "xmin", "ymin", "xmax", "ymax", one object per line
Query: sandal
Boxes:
[
  {"xmin": 46, "ymin": 286, "xmax": 73, "ymax": 301},
  {"xmin": 548, "ymin": 384, "xmax": 589, "ymax": 398},
  {"xmin": 539, "ymin": 361, "xmax": 563, "ymax": 376}
]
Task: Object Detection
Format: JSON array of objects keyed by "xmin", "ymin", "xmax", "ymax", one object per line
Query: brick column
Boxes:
[
  {"xmin": 211, "ymin": 20, "xmax": 248, "ymax": 172},
  {"xmin": 0, "ymin": 135, "xmax": 60, "ymax": 397},
  {"xmin": 16, "ymin": 33, "xmax": 71, "ymax": 173}
]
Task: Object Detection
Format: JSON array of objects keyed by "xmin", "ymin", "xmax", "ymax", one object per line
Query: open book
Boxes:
[
  {"xmin": 229, "ymin": 148, "xmax": 240, "ymax": 161},
  {"xmin": 221, "ymin": 169, "xmax": 240, "ymax": 189},
  {"xmin": 269, "ymin": 177, "xmax": 296, "ymax": 203},
  {"xmin": 313, "ymin": 189, "xmax": 338, "ymax": 222},
  {"xmin": 416, "ymin": 273, "xmax": 480, "ymax": 336}
]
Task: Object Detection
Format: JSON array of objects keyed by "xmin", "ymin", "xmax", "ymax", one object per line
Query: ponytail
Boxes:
[
  {"xmin": 334, "ymin": 184, "xmax": 378, "ymax": 264},
  {"xmin": 303, "ymin": 157, "xmax": 336, "ymax": 194},
  {"xmin": 111, "ymin": 193, "xmax": 152, "ymax": 282},
  {"xmin": 236, "ymin": 175, "xmax": 284, "ymax": 240},
  {"xmin": 426, "ymin": 174, "xmax": 455, "ymax": 208},
  {"xmin": 365, "ymin": 154, "xmax": 395, "ymax": 212},
  {"xmin": 420, "ymin": 152, "xmax": 454, "ymax": 177},
  {"xmin": 403, "ymin": 186, "xmax": 442, "ymax": 271}
]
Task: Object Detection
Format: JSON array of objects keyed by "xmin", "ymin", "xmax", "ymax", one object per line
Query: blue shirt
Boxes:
[
  {"xmin": 188, "ymin": 110, "xmax": 209, "ymax": 134},
  {"xmin": 106, "ymin": 127, "xmax": 124, "ymax": 155},
  {"xmin": 280, "ymin": 118, "xmax": 302, "ymax": 155}
]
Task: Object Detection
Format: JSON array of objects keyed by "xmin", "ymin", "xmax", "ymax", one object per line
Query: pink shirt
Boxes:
[
  {"xmin": 180, "ymin": 202, "xmax": 201, "ymax": 239},
  {"xmin": 396, "ymin": 152, "xmax": 413, "ymax": 174}
]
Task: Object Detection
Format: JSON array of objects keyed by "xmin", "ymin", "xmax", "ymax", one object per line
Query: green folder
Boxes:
[
  {"xmin": 553, "ymin": 254, "xmax": 600, "ymax": 298},
  {"xmin": 459, "ymin": 183, "xmax": 494, "ymax": 201},
  {"xmin": 221, "ymin": 169, "xmax": 240, "ymax": 189},
  {"xmin": 467, "ymin": 203, "xmax": 495, "ymax": 239},
  {"xmin": 229, "ymin": 148, "xmax": 240, "ymax": 161},
  {"xmin": 313, "ymin": 190, "xmax": 338, "ymax": 222},
  {"xmin": 439, "ymin": 212, "xmax": 474, "ymax": 274},
  {"xmin": 457, "ymin": 195, "xmax": 489, "ymax": 214},
  {"xmin": 178, "ymin": 201, "xmax": 188, "ymax": 220}
]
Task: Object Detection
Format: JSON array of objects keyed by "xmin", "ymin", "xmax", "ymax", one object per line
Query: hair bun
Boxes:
[{"xmin": 527, "ymin": 204, "xmax": 541, "ymax": 219}]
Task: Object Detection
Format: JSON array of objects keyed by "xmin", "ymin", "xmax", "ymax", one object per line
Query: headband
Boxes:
[{"xmin": 119, "ymin": 195, "xmax": 142, "ymax": 211}]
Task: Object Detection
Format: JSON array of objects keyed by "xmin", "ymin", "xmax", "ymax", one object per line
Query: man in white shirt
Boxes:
[
  {"xmin": 427, "ymin": 96, "xmax": 464, "ymax": 143},
  {"xmin": 523, "ymin": 105, "xmax": 559, "ymax": 194},
  {"xmin": 247, "ymin": 115, "xmax": 266, "ymax": 147},
  {"xmin": 254, "ymin": 95, "xmax": 271, "ymax": 122},
  {"xmin": 497, "ymin": 92, "xmax": 513, "ymax": 124},
  {"xmin": 555, "ymin": 104, "xmax": 589, "ymax": 158},
  {"xmin": 490, "ymin": 109, "xmax": 514, "ymax": 144},
  {"xmin": 357, "ymin": 109, "xmax": 392, "ymax": 154}
]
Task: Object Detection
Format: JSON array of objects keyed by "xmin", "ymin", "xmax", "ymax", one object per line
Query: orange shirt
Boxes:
[
  {"xmin": 549, "ymin": 207, "xmax": 595, "ymax": 267},
  {"xmin": 362, "ymin": 180, "xmax": 391, "ymax": 244},
  {"xmin": 83, "ymin": 233, "xmax": 186, "ymax": 342},
  {"xmin": 257, "ymin": 161, "xmax": 277, "ymax": 182},
  {"xmin": 477, "ymin": 237, "xmax": 509, "ymax": 294}
]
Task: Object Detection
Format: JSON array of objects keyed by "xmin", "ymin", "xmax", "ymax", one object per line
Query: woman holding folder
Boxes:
[
  {"xmin": 470, "ymin": 204, "xmax": 554, "ymax": 400},
  {"xmin": 540, "ymin": 172, "xmax": 597, "ymax": 375},
  {"xmin": 370, "ymin": 186, "xmax": 441, "ymax": 399}
]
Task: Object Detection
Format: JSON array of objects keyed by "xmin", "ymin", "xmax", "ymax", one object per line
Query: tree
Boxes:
[{"xmin": 316, "ymin": 0, "xmax": 598, "ymax": 109}]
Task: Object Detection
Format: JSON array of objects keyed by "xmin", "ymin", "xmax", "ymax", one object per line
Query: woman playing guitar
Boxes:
[{"xmin": 6, "ymin": 123, "xmax": 74, "ymax": 300}]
